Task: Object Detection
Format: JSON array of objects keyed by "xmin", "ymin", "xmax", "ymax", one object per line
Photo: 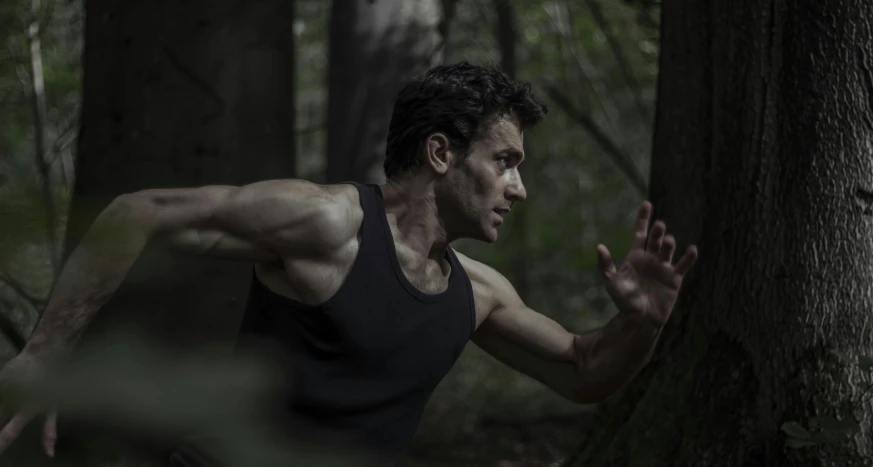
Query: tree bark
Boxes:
[
  {"xmin": 325, "ymin": 0, "xmax": 442, "ymax": 184},
  {"xmin": 568, "ymin": 0, "xmax": 873, "ymax": 465},
  {"xmin": 67, "ymin": 0, "xmax": 295, "ymax": 351}
]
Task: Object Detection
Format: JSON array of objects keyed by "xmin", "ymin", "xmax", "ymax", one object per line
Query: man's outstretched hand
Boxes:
[
  {"xmin": 0, "ymin": 353, "xmax": 57, "ymax": 458},
  {"xmin": 596, "ymin": 200, "xmax": 698, "ymax": 327}
]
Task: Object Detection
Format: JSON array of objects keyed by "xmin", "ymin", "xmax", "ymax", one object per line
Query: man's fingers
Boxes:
[
  {"xmin": 646, "ymin": 221, "xmax": 665, "ymax": 254},
  {"xmin": 597, "ymin": 244, "xmax": 617, "ymax": 278},
  {"xmin": 630, "ymin": 201, "xmax": 653, "ymax": 250},
  {"xmin": 660, "ymin": 234, "xmax": 676, "ymax": 263},
  {"xmin": 674, "ymin": 245, "xmax": 699, "ymax": 276},
  {"xmin": 0, "ymin": 411, "xmax": 35, "ymax": 455},
  {"xmin": 42, "ymin": 410, "xmax": 57, "ymax": 457}
]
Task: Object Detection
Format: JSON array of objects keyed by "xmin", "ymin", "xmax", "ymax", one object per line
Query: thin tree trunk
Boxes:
[
  {"xmin": 569, "ymin": 0, "xmax": 873, "ymax": 465},
  {"xmin": 27, "ymin": 0, "xmax": 59, "ymax": 274},
  {"xmin": 491, "ymin": 0, "xmax": 529, "ymax": 302},
  {"xmin": 325, "ymin": 0, "xmax": 442, "ymax": 184}
]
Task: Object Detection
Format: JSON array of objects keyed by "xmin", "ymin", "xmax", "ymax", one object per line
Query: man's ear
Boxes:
[{"xmin": 424, "ymin": 133, "xmax": 453, "ymax": 175}]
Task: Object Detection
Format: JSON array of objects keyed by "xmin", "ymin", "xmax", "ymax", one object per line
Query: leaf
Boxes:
[
  {"xmin": 786, "ymin": 438, "xmax": 818, "ymax": 449},
  {"xmin": 781, "ymin": 422, "xmax": 811, "ymax": 439},
  {"xmin": 858, "ymin": 355, "xmax": 873, "ymax": 372}
]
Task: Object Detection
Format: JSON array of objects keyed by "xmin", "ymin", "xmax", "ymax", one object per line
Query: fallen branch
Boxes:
[{"xmin": 544, "ymin": 85, "xmax": 648, "ymax": 196}]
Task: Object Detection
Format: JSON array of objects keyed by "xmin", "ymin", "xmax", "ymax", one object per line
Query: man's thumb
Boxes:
[{"xmin": 597, "ymin": 244, "xmax": 616, "ymax": 278}]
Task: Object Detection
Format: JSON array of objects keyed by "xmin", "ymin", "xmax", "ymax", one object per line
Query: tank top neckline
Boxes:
[{"xmin": 371, "ymin": 184, "xmax": 459, "ymax": 303}]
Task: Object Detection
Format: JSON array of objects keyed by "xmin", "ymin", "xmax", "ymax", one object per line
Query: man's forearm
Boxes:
[
  {"xmin": 571, "ymin": 311, "xmax": 662, "ymax": 402},
  {"xmin": 25, "ymin": 199, "xmax": 151, "ymax": 356}
]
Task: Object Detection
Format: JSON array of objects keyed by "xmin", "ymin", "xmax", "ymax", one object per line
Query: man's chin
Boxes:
[{"xmin": 479, "ymin": 226, "xmax": 499, "ymax": 243}]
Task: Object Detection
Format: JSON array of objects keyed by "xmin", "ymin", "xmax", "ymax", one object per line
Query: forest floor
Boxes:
[{"xmin": 402, "ymin": 410, "xmax": 596, "ymax": 467}]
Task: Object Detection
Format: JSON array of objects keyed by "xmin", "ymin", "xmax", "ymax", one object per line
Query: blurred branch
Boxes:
[
  {"xmin": 50, "ymin": 118, "xmax": 78, "ymax": 158},
  {"xmin": 582, "ymin": 0, "xmax": 651, "ymax": 121},
  {"xmin": 27, "ymin": 0, "xmax": 61, "ymax": 273},
  {"xmin": 551, "ymin": 4, "xmax": 581, "ymax": 105},
  {"xmin": 543, "ymin": 2, "xmax": 621, "ymax": 141},
  {"xmin": 49, "ymin": 117, "xmax": 78, "ymax": 187},
  {"xmin": 544, "ymin": 85, "xmax": 647, "ymax": 195}
]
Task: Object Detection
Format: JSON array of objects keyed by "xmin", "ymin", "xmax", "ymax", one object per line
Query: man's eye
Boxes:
[{"xmin": 497, "ymin": 158, "xmax": 509, "ymax": 168}]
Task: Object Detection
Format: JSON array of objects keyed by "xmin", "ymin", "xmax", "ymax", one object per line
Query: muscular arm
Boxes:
[
  {"xmin": 466, "ymin": 258, "xmax": 660, "ymax": 404},
  {"xmin": 25, "ymin": 179, "xmax": 356, "ymax": 356}
]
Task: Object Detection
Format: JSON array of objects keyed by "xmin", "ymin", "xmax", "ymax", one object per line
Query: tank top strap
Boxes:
[{"xmin": 343, "ymin": 181, "xmax": 387, "ymax": 251}]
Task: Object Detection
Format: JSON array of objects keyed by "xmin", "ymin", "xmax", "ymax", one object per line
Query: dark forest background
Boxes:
[{"xmin": 1, "ymin": 0, "xmax": 873, "ymax": 466}]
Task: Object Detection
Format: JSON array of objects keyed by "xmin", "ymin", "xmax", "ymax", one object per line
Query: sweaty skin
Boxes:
[{"xmin": 0, "ymin": 115, "xmax": 697, "ymax": 458}]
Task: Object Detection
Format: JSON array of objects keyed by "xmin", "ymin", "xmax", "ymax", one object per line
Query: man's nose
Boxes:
[{"xmin": 507, "ymin": 172, "xmax": 527, "ymax": 202}]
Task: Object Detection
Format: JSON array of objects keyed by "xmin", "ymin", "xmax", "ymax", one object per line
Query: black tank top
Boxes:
[{"xmin": 235, "ymin": 182, "xmax": 475, "ymax": 460}]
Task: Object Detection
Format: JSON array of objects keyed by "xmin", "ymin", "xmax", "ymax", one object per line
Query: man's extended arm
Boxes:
[
  {"xmin": 26, "ymin": 180, "xmax": 353, "ymax": 356},
  {"xmin": 469, "ymin": 201, "xmax": 698, "ymax": 404},
  {"xmin": 471, "ymin": 271, "xmax": 662, "ymax": 404},
  {"xmin": 0, "ymin": 179, "xmax": 357, "ymax": 456}
]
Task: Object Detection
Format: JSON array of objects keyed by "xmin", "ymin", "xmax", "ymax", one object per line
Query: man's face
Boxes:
[{"xmin": 438, "ymin": 115, "xmax": 527, "ymax": 243}]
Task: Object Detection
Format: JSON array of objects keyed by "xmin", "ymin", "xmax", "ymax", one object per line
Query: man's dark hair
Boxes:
[{"xmin": 384, "ymin": 62, "xmax": 547, "ymax": 179}]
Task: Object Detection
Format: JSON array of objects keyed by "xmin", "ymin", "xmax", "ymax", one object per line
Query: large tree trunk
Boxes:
[
  {"xmin": 67, "ymin": 0, "xmax": 295, "ymax": 353},
  {"xmin": 325, "ymin": 0, "xmax": 442, "ymax": 184},
  {"xmin": 569, "ymin": 0, "xmax": 873, "ymax": 465}
]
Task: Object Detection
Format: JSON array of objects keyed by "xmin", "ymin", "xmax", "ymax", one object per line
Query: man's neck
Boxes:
[{"xmin": 380, "ymin": 178, "xmax": 451, "ymax": 262}]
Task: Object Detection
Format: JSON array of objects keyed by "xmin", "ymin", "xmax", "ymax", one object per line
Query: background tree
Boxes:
[
  {"xmin": 569, "ymin": 0, "xmax": 873, "ymax": 465},
  {"xmin": 325, "ymin": 0, "xmax": 443, "ymax": 184},
  {"xmin": 0, "ymin": 0, "xmax": 82, "ymax": 358},
  {"xmin": 66, "ymin": 0, "xmax": 297, "ymax": 350}
]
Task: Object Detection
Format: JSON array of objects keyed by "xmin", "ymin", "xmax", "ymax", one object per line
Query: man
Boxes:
[{"xmin": 0, "ymin": 62, "xmax": 697, "ymax": 464}]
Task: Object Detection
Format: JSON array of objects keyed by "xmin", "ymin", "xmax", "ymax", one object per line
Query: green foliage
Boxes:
[
  {"xmin": 0, "ymin": 332, "xmax": 366, "ymax": 466},
  {"xmin": 0, "ymin": 0, "xmax": 82, "ymax": 350},
  {"xmin": 781, "ymin": 350, "xmax": 873, "ymax": 451}
]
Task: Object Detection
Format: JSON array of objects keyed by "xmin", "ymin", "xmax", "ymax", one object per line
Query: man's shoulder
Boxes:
[
  {"xmin": 240, "ymin": 179, "xmax": 364, "ymax": 255},
  {"xmin": 454, "ymin": 250, "xmax": 523, "ymax": 311},
  {"xmin": 270, "ymin": 179, "xmax": 361, "ymax": 223}
]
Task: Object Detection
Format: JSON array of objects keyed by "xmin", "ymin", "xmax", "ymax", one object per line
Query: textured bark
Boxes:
[
  {"xmin": 325, "ymin": 0, "xmax": 442, "ymax": 184},
  {"xmin": 67, "ymin": 0, "xmax": 295, "ymax": 350},
  {"xmin": 569, "ymin": 0, "xmax": 873, "ymax": 465}
]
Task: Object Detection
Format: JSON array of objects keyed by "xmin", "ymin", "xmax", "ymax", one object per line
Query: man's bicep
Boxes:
[
  {"xmin": 124, "ymin": 179, "xmax": 355, "ymax": 262},
  {"xmin": 215, "ymin": 179, "xmax": 356, "ymax": 255}
]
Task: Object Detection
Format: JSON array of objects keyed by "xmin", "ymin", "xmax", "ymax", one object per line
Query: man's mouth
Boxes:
[{"xmin": 493, "ymin": 208, "xmax": 510, "ymax": 222}]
